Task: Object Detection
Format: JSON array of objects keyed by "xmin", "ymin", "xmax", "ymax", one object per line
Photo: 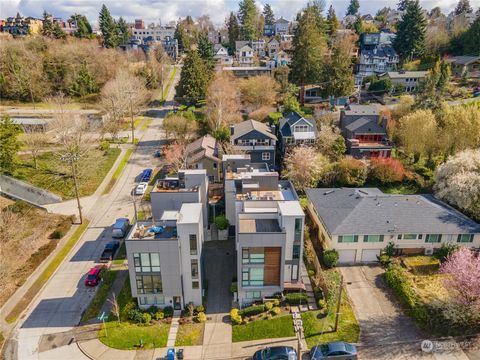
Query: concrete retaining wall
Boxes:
[{"xmin": 0, "ymin": 175, "xmax": 62, "ymax": 206}]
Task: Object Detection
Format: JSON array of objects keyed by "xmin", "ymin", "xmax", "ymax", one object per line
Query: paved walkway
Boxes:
[
  {"xmin": 166, "ymin": 311, "xmax": 181, "ymax": 347},
  {"xmin": 300, "ymin": 261, "xmax": 317, "ymax": 311}
]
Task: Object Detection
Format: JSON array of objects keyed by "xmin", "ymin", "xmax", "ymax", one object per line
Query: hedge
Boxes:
[
  {"xmin": 285, "ymin": 292, "xmax": 308, "ymax": 305},
  {"xmin": 240, "ymin": 305, "xmax": 266, "ymax": 317}
]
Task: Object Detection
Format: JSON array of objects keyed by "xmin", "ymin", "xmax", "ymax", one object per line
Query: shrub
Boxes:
[
  {"xmin": 214, "ymin": 215, "xmax": 229, "ymax": 230},
  {"xmin": 230, "ymin": 308, "xmax": 242, "ymax": 325},
  {"xmin": 317, "ymin": 299, "xmax": 327, "ymax": 309},
  {"xmin": 195, "ymin": 305, "xmax": 205, "ymax": 314},
  {"xmin": 383, "ymin": 241, "xmax": 397, "ymax": 257},
  {"xmin": 154, "ymin": 311, "xmax": 164, "ymax": 320},
  {"xmin": 163, "ymin": 306, "xmax": 174, "ymax": 318},
  {"xmin": 146, "ymin": 305, "xmax": 158, "ymax": 315},
  {"xmin": 49, "ymin": 229, "xmax": 66, "ymax": 239},
  {"xmin": 369, "ymin": 158, "xmax": 407, "ymax": 184},
  {"xmin": 127, "ymin": 308, "xmax": 144, "ymax": 323},
  {"xmin": 142, "ymin": 312, "xmax": 152, "ymax": 324},
  {"xmin": 268, "ymin": 111, "xmax": 283, "ymax": 125},
  {"xmin": 435, "ymin": 243, "xmax": 460, "ymax": 263},
  {"xmin": 273, "ymin": 299, "xmax": 280, "ymax": 306},
  {"xmin": 122, "ymin": 301, "xmax": 137, "ymax": 320},
  {"xmin": 195, "ymin": 312, "xmax": 207, "ymax": 322},
  {"xmin": 264, "ymin": 302, "xmax": 273, "ymax": 311},
  {"xmin": 230, "ymin": 283, "xmax": 238, "ymax": 293},
  {"xmin": 285, "ymin": 293, "xmax": 308, "ymax": 305},
  {"xmin": 307, "ymin": 269, "xmax": 315, "ymax": 277},
  {"xmin": 335, "ymin": 158, "xmax": 368, "ymax": 186},
  {"xmin": 378, "ymin": 254, "xmax": 391, "ymax": 266},
  {"xmin": 99, "ymin": 140, "xmax": 110, "ymax": 151},
  {"xmin": 323, "ymin": 249, "xmax": 339, "ymax": 268},
  {"xmin": 270, "ymin": 307, "xmax": 281, "ymax": 316},
  {"xmin": 240, "ymin": 305, "xmax": 266, "ymax": 317}
]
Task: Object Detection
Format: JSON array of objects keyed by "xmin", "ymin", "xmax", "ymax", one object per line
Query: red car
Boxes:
[{"xmin": 84, "ymin": 266, "xmax": 103, "ymax": 286}]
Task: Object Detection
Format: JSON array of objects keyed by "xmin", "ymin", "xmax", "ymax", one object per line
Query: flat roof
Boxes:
[
  {"xmin": 177, "ymin": 203, "xmax": 202, "ymax": 224},
  {"xmin": 278, "ymin": 201, "xmax": 304, "ymax": 216},
  {"xmin": 128, "ymin": 222, "xmax": 178, "ymax": 241},
  {"xmin": 238, "ymin": 218, "xmax": 282, "ymax": 233}
]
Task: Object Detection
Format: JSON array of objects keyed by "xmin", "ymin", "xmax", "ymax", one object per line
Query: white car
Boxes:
[{"xmin": 135, "ymin": 182, "xmax": 148, "ymax": 195}]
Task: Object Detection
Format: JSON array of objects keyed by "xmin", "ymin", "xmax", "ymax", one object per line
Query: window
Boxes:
[
  {"xmin": 262, "ymin": 152, "xmax": 270, "ymax": 161},
  {"xmin": 402, "ymin": 234, "xmax": 417, "ymax": 240},
  {"xmin": 425, "ymin": 234, "xmax": 442, "ymax": 243},
  {"xmin": 294, "ymin": 218, "xmax": 302, "ymax": 241},
  {"xmin": 191, "ymin": 259, "xmax": 199, "ymax": 279},
  {"xmin": 242, "ymin": 267, "xmax": 264, "ymax": 286},
  {"xmin": 246, "ymin": 291, "xmax": 261, "ymax": 299},
  {"xmin": 295, "ymin": 124, "xmax": 309, "ymax": 132},
  {"xmin": 136, "ymin": 275, "xmax": 162, "ymax": 294},
  {"xmin": 192, "ymin": 281, "xmax": 199, "ymax": 289},
  {"xmin": 457, "ymin": 234, "xmax": 474, "ymax": 243},
  {"xmin": 242, "ymin": 248, "xmax": 265, "ymax": 264},
  {"xmin": 189, "ymin": 235, "xmax": 197, "ymax": 255},
  {"xmin": 338, "ymin": 235, "xmax": 358, "ymax": 243},
  {"xmin": 363, "ymin": 235, "xmax": 384, "ymax": 242},
  {"xmin": 397, "ymin": 234, "xmax": 402, "ymax": 240},
  {"xmin": 292, "ymin": 244, "xmax": 300, "ymax": 259},
  {"xmin": 134, "ymin": 253, "xmax": 160, "ymax": 273}
]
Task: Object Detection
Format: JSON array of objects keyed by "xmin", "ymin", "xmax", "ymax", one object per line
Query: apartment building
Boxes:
[
  {"xmin": 125, "ymin": 170, "xmax": 208, "ymax": 310},
  {"xmin": 305, "ymin": 188, "xmax": 480, "ymax": 264},
  {"xmin": 132, "ymin": 26, "xmax": 175, "ymax": 42},
  {"xmin": 223, "ymin": 156, "xmax": 305, "ymax": 307}
]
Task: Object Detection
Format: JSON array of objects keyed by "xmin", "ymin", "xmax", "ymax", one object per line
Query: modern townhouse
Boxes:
[
  {"xmin": 125, "ymin": 170, "xmax": 209, "ymax": 310},
  {"xmin": 230, "ymin": 119, "xmax": 277, "ymax": 167},
  {"xmin": 340, "ymin": 104, "xmax": 393, "ymax": 159},
  {"xmin": 278, "ymin": 111, "xmax": 318, "ymax": 153},
  {"xmin": 131, "ymin": 25, "xmax": 175, "ymax": 42},
  {"xmin": 381, "ymin": 70, "xmax": 428, "ymax": 93},
  {"xmin": 305, "ymin": 187, "xmax": 480, "ymax": 264},
  {"xmin": 185, "ymin": 135, "xmax": 221, "ymax": 182},
  {"xmin": 223, "ymin": 156, "xmax": 305, "ymax": 306}
]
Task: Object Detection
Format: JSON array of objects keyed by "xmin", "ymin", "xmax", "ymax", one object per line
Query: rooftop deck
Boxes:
[
  {"xmin": 152, "ymin": 179, "xmax": 199, "ymax": 193},
  {"xmin": 238, "ymin": 218, "xmax": 283, "ymax": 233},
  {"xmin": 129, "ymin": 223, "xmax": 178, "ymax": 240}
]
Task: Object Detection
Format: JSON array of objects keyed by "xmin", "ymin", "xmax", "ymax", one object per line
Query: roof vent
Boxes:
[
  {"xmin": 324, "ymin": 190, "xmax": 335, "ymax": 195},
  {"xmin": 358, "ymin": 190, "xmax": 369, "ymax": 195}
]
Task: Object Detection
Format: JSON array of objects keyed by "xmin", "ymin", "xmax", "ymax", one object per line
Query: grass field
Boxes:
[
  {"xmin": 6, "ymin": 220, "xmax": 90, "ymax": 323},
  {"xmin": 14, "ymin": 148, "xmax": 121, "ymax": 199},
  {"xmin": 102, "ymin": 149, "xmax": 133, "ymax": 195},
  {"xmin": 232, "ymin": 315, "xmax": 295, "ymax": 342},
  {"xmin": 99, "ymin": 321, "xmax": 170, "ymax": 349},
  {"xmin": 162, "ymin": 67, "xmax": 177, "ymax": 100},
  {"xmin": 175, "ymin": 323, "xmax": 205, "ymax": 346}
]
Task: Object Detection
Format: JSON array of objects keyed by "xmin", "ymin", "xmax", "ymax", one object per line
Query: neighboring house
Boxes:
[
  {"xmin": 305, "ymin": 187, "xmax": 480, "ymax": 264},
  {"xmin": 382, "ymin": 71, "xmax": 428, "ymax": 93},
  {"xmin": 230, "ymin": 119, "xmax": 277, "ymax": 167},
  {"xmin": 267, "ymin": 38, "xmax": 279, "ymax": 57},
  {"xmin": 3, "ymin": 13, "xmax": 43, "ymax": 36},
  {"xmin": 223, "ymin": 66, "xmax": 272, "ymax": 77},
  {"xmin": 132, "ymin": 26, "xmax": 175, "ymax": 42},
  {"xmin": 125, "ymin": 169, "xmax": 208, "ymax": 310},
  {"xmin": 356, "ymin": 45, "xmax": 399, "ymax": 78},
  {"xmin": 342, "ymin": 15, "xmax": 357, "ymax": 27},
  {"xmin": 223, "ymin": 155, "xmax": 305, "ymax": 307},
  {"xmin": 274, "ymin": 18, "xmax": 289, "ymax": 35},
  {"xmin": 264, "ymin": 24, "xmax": 275, "ymax": 37},
  {"xmin": 340, "ymin": 104, "xmax": 392, "ymax": 158},
  {"xmin": 185, "ymin": 135, "xmax": 221, "ymax": 182},
  {"xmin": 251, "ymin": 39, "xmax": 266, "ymax": 57},
  {"xmin": 275, "ymin": 50, "xmax": 291, "ymax": 67},
  {"xmin": 213, "ymin": 45, "xmax": 233, "ymax": 66},
  {"xmin": 278, "ymin": 111, "xmax": 318, "ymax": 153},
  {"xmin": 361, "ymin": 14, "xmax": 374, "ymax": 23},
  {"xmin": 445, "ymin": 56, "xmax": 480, "ymax": 79},
  {"xmin": 303, "ymin": 86, "xmax": 349, "ymax": 105},
  {"xmin": 237, "ymin": 45, "xmax": 254, "ymax": 66}
]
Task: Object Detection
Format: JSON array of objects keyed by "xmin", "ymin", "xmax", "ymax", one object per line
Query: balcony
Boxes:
[{"xmin": 232, "ymin": 144, "xmax": 275, "ymax": 151}]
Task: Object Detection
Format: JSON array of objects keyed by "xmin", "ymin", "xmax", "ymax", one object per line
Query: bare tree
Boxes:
[
  {"xmin": 239, "ymin": 75, "xmax": 279, "ymax": 112},
  {"xmin": 283, "ymin": 147, "xmax": 329, "ymax": 191},
  {"xmin": 101, "ymin": 70, "xmax": 147, "ymax": 144},
  {"xmin": 22, "ymin": 127, "xmax": 48, "ymax": 169},
  {"xmin": 163, "ymin": 142, "xmax": 189, "ymax": 173},
  {"xmin": 162, "ymin": 115, "xmax": 198, "ymax": 144},
  {"xmin": 206, "ymin": 71, "xmax": 241, "ymax": 132},
  {"xmin": 108, "ymin": 293, "xmax": 120, "ymax": 323},
  {"xmin": 49, "ymin": 94, "xmax": 94, "ymax": 224}
]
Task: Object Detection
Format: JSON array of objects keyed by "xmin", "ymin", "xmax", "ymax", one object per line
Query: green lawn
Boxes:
[
  {"xmin": 175, "ymin": 323, "xmax": 204, "ymax": 346},
  {"xmin": 232, "ymin": 315, "xmax": 295, "ymax": 343},
  {"xmin": 301, "ymin": 293, "xmax": 360, "ymax": 348},
  {"xmin": 81, "ymin": 269, "xmax": 119, "ymax": 322},
  {"xmin": 102, "ymin": 149, "xmax": 133, "ymax": 195},
  {"xmin": 99, "ymin": 321, "xmax": 170, "ymax": 349},
  {"xmin": 111, "ymin": 242, "xmax": 126, "ymax": 265},
  {"xmin": 162, "ymin": 67, "xmax": 177, "ymax": 100},
  {"xmin": 14, "ymin": 148, "xmax": 121, "ymax": 199}
]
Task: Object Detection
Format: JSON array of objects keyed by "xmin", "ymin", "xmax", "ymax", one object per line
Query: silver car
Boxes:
[{"xmin": 310, "ymin": 342, "xmax": 358, "ymax": 360}]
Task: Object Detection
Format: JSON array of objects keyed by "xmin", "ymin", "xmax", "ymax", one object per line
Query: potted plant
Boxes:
[{"xmin": 214, "ymin": 215, "xmax": 229, "ymax": 240}]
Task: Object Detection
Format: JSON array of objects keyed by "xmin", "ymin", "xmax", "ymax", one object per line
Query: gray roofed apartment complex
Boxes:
[{"xmin": 305, "ymin": 188, "xmax": 480, "ymax": 236}]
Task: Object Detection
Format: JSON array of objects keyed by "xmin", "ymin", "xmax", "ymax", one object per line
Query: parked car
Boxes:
[
  {"xmin": 84, "ymin": 266, "xmax": 104, "ymax": 286},
  {"xmin": 310, "ymin": 342, "xmax": 358, "ymax": 360},
  {"xmin": 135, "ymin": 182, "xmax": 148, "ymax": 195},
  {"xmin": 140, "ymin": 168, "xmax": 153, "ymax": 182},
  {"xmin": 253, "ymin": 346, "xmax": 297, "ymax": 360},
  {"xmin": 154, "ymin": 149, "xmax": 162, "ymax": 157},
  {"xmin": 112, "ymin": 218, "xmax": 130, "ymax": 238},
  {"xmin": 99, "ymin": 241, "xmax": 120, "ymax": 262}
]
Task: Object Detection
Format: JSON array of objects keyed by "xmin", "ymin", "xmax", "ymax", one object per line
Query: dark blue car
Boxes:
[
  {"xmin": 141, "ymin": 168, "xmax": 153, "ymax": 182},
  {"xmin": 99, "ymin": 241, "xmax": 120, "ymax": 262}
]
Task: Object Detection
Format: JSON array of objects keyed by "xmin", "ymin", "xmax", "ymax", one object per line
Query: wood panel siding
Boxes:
[{"xmin": 264, "ymin": 247, "xmax": 281, "ymax": 285}]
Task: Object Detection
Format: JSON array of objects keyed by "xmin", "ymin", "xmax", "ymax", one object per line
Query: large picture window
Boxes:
[
  {"xmin": 363, "ymin": 235, "xmax": 384, "ymax": 242},
  {"xmin": 136, "ymin": 275, "xmax": 162, "ymax": 294},
  {"xmin": 242, "ymin": 267, "xmax": 264, "ymax": 286},
  {"xmin": 425, "ymin": 234, "xmax": 442, "ymax": 243},
  {"xmin": 338, "ymin": 235, "xmax": 358, "ymax": 243},
  {"xmin": 457, "ymin": 234, "xmax": 474, "ymax": 243},
  {"xmin": 134, "ymin": 253, "xmax": 160, "ymax": 273},
  {"xmin": 242, "ymin": 247, "xmax": 265, "ymax": 264},
  {"xmin": 294, "ymin": 218, "xmax": 302, "ymax": 241},
  {"xmin": 189, "ymin": 234, "xmax": 197, "ymax": 255}
]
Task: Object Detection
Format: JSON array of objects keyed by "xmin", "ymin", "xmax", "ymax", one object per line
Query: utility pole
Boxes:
[
  {"xmin": 61, "ymin": 154, "xmax": 83, "ymax": 224},
  {"xmin": 129, "ymin": 93, "xmax": 135, "ymax": 144},
  {"xmin": 334, "ymin": 274, "xmax": 344, "ymax": 332},
  {"xmin": 132, "ymin": 193, "xmax": 138, "ymax": 223}
]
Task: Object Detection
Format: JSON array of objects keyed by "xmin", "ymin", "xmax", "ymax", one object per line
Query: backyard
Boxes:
[{"xmin": 13, "ymin": 147, "xmax": 121, "ymax": 199}]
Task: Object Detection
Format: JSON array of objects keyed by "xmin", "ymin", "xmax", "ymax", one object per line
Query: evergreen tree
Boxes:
[
  {"xmin": 69, "ymin": 14, "xmax": 92, "ymax": 38},
  {"xmin": 174, "ymin": 23, "xmax": 190, "ymax": 52},
  {"xmin": 226, "ymin": 12, "xmax": 240, "ymax": 55},
  {"xmin": 393, "ymin": 0, "xmax": 427, "ymax": 62},
  {"xmin": 239, "ymin": 0, "xmax": 258, "ymax": 40},
  {"xmin": 53, "ymin": 23, "xmax": 66, "ymax": 39},
  {"xmin": 197, "ymin": 31, "xmax": 215, "ymax": 71},
  {"xmin": 69, "ymin": 62, "xmax": 98, "ymax": 98},
  {"xmin": 117, "ymin": 17, "xmax": 129, "ymax": 45},
  {"xmin": 42, "ymin": 11, "xmax": 54, "ymax": 37},
  {"xmin": 175, "ymin": 50, "xmax": 210, "ymax": 105},
  {"xmin": 99, "ymin": 4, "xmax": 118, "ymax": 48},
  {"xmin": 353, "ymin": 15, "xmax": 363, "ymax": 35},
  {"xmin": 346, "ymin": 0, "xmax": 360, "ymax": 16},
  {"xmin": 263, "ymin": 4, "xmax": 275, "ymax": 25},
  {"xmin": 322, "ymin": 39, "xmax": 355, "ymax": 97},
  {"xmin": 397, "ymin": 0, "xmax": 412, "ymax": 11},
  {"xmin": 256, "ymin": 14, "xmax": 265, "ymax": 38},
  {"xmin": 327, "ymin": 5, "xmax": 339, "ymax": 35},
  {"xmin": 415, "ymin": 59, "xmax": 451, "ymax": 112},
  {"xmin": 290, "ymin": 4, "xmax": 328, "ymax": 104},
  {"xmin": 449, "ymin": 16, "xmax": 480, "ymax": 55},
  {"xmin": 0, "ymin": 115, "xmax": 21, "ymax": 174},
  {"xmin": 455, "ymin": 0, "xmax": 473, "ymax": 15}
]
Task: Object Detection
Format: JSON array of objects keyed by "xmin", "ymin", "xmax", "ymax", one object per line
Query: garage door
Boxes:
[
  {"xmin": 361, "ymin": 249, "xmax": 381, "ymax": 262},
  {"xmin": 338, "ymin": 250, "xmax": 356, "ymax": 264}
]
